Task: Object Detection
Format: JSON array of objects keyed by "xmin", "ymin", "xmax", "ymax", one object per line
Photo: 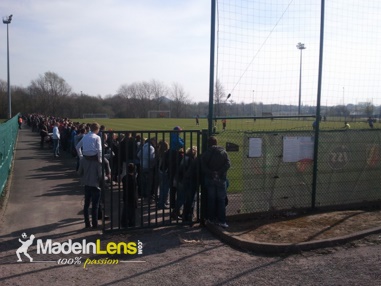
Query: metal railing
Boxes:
[{"xmin": 101, "ymin": 129, "xmax": 203, "ymax": 231}]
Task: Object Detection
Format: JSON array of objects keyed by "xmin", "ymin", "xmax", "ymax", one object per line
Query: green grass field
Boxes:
[
  {"xmin": 72, "ymin": 118, "xmax": 208, "ymax": 131},
  {"xmin": 72, "ymin": 117, "xmax": 376, "ymax": 132},
  {"xmin": 69, "ymin": 117, "xmax": 377, "ymax": 194}
]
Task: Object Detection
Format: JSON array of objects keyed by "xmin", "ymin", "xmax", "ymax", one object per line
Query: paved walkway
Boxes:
[{"xmin": 0, "ymin": 126, "xmax": 90, "ymax": 250}]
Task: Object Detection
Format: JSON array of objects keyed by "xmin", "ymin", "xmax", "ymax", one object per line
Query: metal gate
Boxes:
[{"xmin": 100, "ymin": 129, "xmax": 203, "ymax": 231}]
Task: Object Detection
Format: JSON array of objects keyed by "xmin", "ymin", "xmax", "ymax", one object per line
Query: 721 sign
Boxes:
[{"xmin": 328, "ymin": 145, "xmax": 350, "ymax": 170}]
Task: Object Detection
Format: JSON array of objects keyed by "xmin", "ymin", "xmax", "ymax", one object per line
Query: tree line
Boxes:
[
  {"xmin": 0, "ymin": 71, "xmax": 377, "ymax": 119},
  {"xmin": 0, "ymin": 71, "xmax": 211, "ymax": 119}
]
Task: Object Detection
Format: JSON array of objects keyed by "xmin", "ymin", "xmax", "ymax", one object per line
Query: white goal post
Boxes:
[
  {"xmin": 82, "ymin": 113, "xmax": 109, "ymax": 119},
  {"xmin": 147, "ymin": 110, "xmax": 171, "ymax": 118}
]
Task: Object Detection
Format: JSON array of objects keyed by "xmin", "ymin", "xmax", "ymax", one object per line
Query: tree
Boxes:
[
  {"xmin": 169, "ymin": 82, "xmax": 189, "ymax": 118},
  {"xmin": 28, "ymin": 71, "xmax": 72, "ymax": 116},
  {"xmin": 0, "ymin": 79, "xmax": 7, "ymax": 117},
  {"xmin": 364, "ymin": 101, "xmax": 374, "ymax": 117},
  {"xmin": 150, "ymin": 80, "xmax": 169, "ymax": 111},
  {"xmin": 11, "ymin": 86, "xmax": 30, "ymax": 115},
  {"xmin": 214, "ymin": 79, "xmax": 226, "ymax": 117}
]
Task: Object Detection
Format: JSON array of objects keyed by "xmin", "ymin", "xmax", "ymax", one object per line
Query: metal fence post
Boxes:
[{"xmin": 200, "ymin": 129, "xmax": 209, "ymax": 225}]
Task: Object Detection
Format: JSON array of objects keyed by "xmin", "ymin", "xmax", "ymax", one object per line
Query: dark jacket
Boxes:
[
  {"xmin": 179, "ymin": 154, "xmax": 198, "ymax": 183},
  {"xmin": 201, "ymin": 146, "xmax": 230, "ymax": 181},
  {"xmin": 122, "ymin": 173, "xmax": 138, "ymax": 207}
]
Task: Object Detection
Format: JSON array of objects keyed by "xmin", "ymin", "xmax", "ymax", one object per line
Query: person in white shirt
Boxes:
[
  {"xmin": 76, "ymin": 124, "xmax": 102, "ymax": 163},
  {"xmin": 137, "ymin": 137, "xmax": 157, "ymax": 203},
  {"xmin": 52, "ymin": 122, "xmax": 60, "ymax": 157},
  {"xmin": 76, "ymin": 122, "xmax": 103, "ymax": 229}
]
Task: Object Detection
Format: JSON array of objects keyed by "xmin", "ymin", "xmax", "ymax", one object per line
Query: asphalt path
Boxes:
[{"xmin": 0, "ymin": 126, "xmax": 84, "ymax": 239}]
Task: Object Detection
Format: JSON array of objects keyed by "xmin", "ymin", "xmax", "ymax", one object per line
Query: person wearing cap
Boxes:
[{"xmin": 170, "ymin": 126, "xmax": 184, "ymax": 151}]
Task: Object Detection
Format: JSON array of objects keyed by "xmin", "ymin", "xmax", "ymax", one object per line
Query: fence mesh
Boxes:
[
  {"xmin": 214, "ymin": 0, "xmax": 381, "ymax": 130},
  {"xmin": 214, "ymin": 126, "xmax": 381, "ymax": 217},
  {"xmin": 0, "ymin": 115, "xmax": 19, "ymax": 196}
]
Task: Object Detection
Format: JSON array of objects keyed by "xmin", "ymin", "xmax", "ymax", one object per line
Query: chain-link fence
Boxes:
[
  {"xmin": 214, "ymin": 126, "xmax": 381, "ymax": 217},
  {"xmin": 0, "ymin": 115, "xmax": 19, "ymax": 196}
]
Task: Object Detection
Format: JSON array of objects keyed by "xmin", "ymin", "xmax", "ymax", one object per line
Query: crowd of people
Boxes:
[{"xmin": 25, "ymin": 114, "xmax": 231, "ymax": 230}]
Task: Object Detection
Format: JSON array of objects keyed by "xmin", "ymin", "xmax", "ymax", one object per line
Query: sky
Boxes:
[
  {"xmin": 0, "ymin": 0, "xmax": 211, "ymax": 102},
  {"xmin": 214, "ymin": 0, "xmax": 381, "ymax": 107},
  {"xmin": 0, "ymin": 0, "xmax": 380, "ymax": 107}
]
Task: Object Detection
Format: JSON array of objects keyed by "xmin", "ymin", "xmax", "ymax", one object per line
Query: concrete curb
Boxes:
[{"xmin": 206, "ymin": 223, "xmax": 381, "ymax": 254}]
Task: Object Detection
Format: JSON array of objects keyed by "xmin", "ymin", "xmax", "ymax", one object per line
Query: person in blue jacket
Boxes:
[{"xmin": 170, "ymin": 126, "xmax": 184, "ymax": 151}]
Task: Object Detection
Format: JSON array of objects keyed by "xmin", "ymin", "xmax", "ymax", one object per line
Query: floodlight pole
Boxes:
[
  {"xmin": 252, "ymin": 90, "xmax": 255, "ymax": 116},
  {"xmin": 296, "ymin": 42, "xmax": 306, "ymax": 116},
  {"xmin": 3, "ymin": 14, "xmax": 12, "ymax": 119},
  {"xmin": 208, "ymin": 0, "xmax": 216, "ymax": 136}
]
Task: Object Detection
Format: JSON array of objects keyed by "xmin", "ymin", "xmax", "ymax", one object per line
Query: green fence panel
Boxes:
[
  {"xmin": 316, "ymin": 129, "xmax": 381, "ymax": 206},
  {"xmin": 0, "ymin": 115, "xmax": 19, "ymax": 196},
  {"xmin": 241, "ymin": 131, "xmax": 314, "ymax": 213},
  {"xmin": 214, "ymin": 128, "xmax": 381, "ymax": 216}
]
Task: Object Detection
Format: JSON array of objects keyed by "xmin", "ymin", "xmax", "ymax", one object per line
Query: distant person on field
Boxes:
[
  {"xmin": 196, "ymin": 115, "xmax": 199, "ymax": 126},
  {"xmin": 367, "ymin": 117, "xmax": 374, "ymax": 128},
  {"xmin": 344, "ymin": 122, "xmax": 350, "ymax": 129},
  {"xmin": 222, "ymin": 119, "xmax": 227, "ymax": 131},
  {"xmin": 312, "ymin": 120, "xmax": 317, "ymax": 131}
]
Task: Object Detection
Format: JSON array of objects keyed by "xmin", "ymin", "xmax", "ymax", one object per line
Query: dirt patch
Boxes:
[{"xmin": 226, "ymin": 209, "xmax": 381, "ymax": 244}]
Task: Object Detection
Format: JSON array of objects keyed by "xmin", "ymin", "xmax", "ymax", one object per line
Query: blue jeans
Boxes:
[
  {"xmin": 205, "ymin": 178, "xmax": 227, "ymax": 224},
  {"xmin": 83, "ymin": 185, "xmax": 101, "ymax": 227},
  {"xmin": 158, "ymin": 171, "xmax": 170, "ymax": 208},
  {"xmin": 52, "ymin": 139, "xmax": 60, "ymax": 156}
]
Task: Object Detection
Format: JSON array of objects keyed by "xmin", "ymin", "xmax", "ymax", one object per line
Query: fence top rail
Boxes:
[
  {"xmin": 103, "ymin": 129, "xmax": 202, "ymax": 134},
  {"xmin": 213, "ymin": 115, "xmax": 316, "ymax": 120}
]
